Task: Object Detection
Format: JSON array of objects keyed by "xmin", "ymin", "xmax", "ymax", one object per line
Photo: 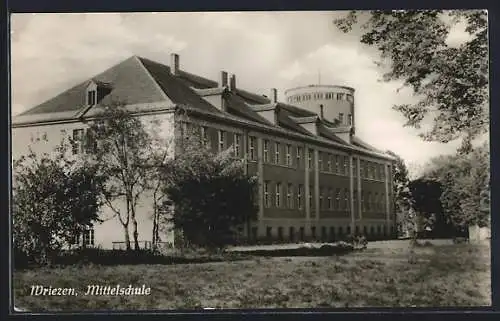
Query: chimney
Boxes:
[
  {"xmin": 229, "ymin": 74, "xmax": 236, "ymax": 92},
  {"xmin": 220, "ymin": 71, "xmax": 228, "ymax": 87},
  {"xmin": 270, "ymin": 88, "xmax": 278, "ymax": 103},
  {"xmin": 170, "ymin": 53, "xmax": 179, "ymax": 75},
  {"xmin": 319, "ymin": 104, "xmax": 324, "ymax": 119}
]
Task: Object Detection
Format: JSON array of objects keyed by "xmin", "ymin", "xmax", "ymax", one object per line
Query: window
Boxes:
[
  {"xmin": 339, "ymin": 113, "xmax": 344, "ymax": 124},
  {"xmin": 364, "ymin": 226, "xmax": 368, "ymax": 236},
  {"xmin": 343, "ymin": 156, "xmax": 348, "ymax": 174},
  {"xmin": 218, "ymin": 130, "xmax": 226, "ymax": 151},
  {"xmin": 318, "ymin": 152, "xmax": 323, "ymax": 171},
  {"xmin": 251, "ymin": 227, "xmax": 258, "ymax": 240},
  {"xmin": 296, "ymin": 146, "xmax": 302, "ymax": 167},
  {"xmin": 338, "ymin": 226, "xmax": 343, "ymax": 237},
  {"xmin": 319, "ymin": 187, "xmax": 324, "ymax": 209},
  {"xmin": 278, "ymin": 227, "xmax": 284, "ymax": 241},
  {"xmin": 321, "ymin": 226, "xmax": 327, "ymax": 241},
  {"xmin": 353, "ymin": 190, "xmax": 358, "ymax": 212},
  {"xmin": 344, "ymin": 189, "xmax": 350, "ymax": 210},
  {"xmin": 360, "ymin": 160, "xmax": 364, "ymax": 178},
  {"xmin": 309, "ymin": 186, "xmax": 313, "ymax": 209},
  {"xmin": 266, "ymin": 227, "xmax": 272, "ymax": 239},
  {"xmin": 370, "ymin": 226, "xmax": 375, "ymax": 236},
  {"xmin": 328, "ymin": 188, "xmax": 333, "ymax": 209},
  {"xmin": 287, "ymin": 183, "xmax": 293, "ymax": 209},
  {"xmin": 374, "ymin": 193, "xmax": 379, "ymax": 211},
  {"xmin": 72, "ymin": 129, "xmax": 84, "ymax": 155},
  {"xmin": 201, "ymin": 126, "xmax": 209, "ymax": 147},
  {"xmin": 346, "ymin": 94, "xmax": 354, "ymax": 103},
  {"xmin": 308, "ymin": 149, "xmax": 314, "ymax": 169},
  {"xmin": 87, "ymin": 90, "xmax": 97, "ymax": 106},
  {"xmin": 347, "ymin": 226, "xmax": 351, "ymax": 235},
  {"xmin": 233, "ymin": 133, "xmax": 241, "ymax": 157},
  {"xmin": 355, "ymin": 226, "xmax": 360, "ymax": 235},
  {"xmin": 377, "ymin": 225, "xmax": 382, "ymax": 236},
  {"xmin": 275, "ymin": 142, "xmax": 280, "ymax": 164},
  {"xmin": 348, "ymin": 114, "xmax": 353, "ymax": 125},
  {"xmin": 263, "ymin": 140, "xmax": 269, "ymax": 163},
  {"xmin": 335, "ymin": 189, "xmax": 341, "ymax": 209},
  {"xmin": 327, "ymin": 154, "xmax": 332, "ymax": 172},
  {"xmin": 311, "ymin": 226, "xmax": 317, "ymax": 239},
  {"xmin": 297, "ymin": 185, "xmax": 303, "ymax": 209},
  {"xmin": 264, "ymin": 181, "xmax": 270, "ymax": 208},
  {"xmin": 335, "ymin": 155, "xmax": 339, "ymax": 173},
  {"xmin": 289, "ymin": 227, "xmax": 295, "ymax": 242},
  {"xmin": 83, "ymin": 227, "xmax": 95, "ymax": 247},
  {"xmin": 286, "ymin": 144, "xmax": 292, "ymax": 166},
  {"xmin": 330, "ymin": 227, "xmax": 335, "ymax": 241},
  {"xmin": 84, "ymin": 129, "xmax": 98, "ymax": 154},
  {"xmin": 275, "ymin": 182, "xmax": 282, "ymax": 208},
  {"xmin": 299, "ymin": 227, "xmax": 305, "ymax": 241},
  {"xmin": 248, "ymin": 136, "xmax": 256, "ymax": 161}
]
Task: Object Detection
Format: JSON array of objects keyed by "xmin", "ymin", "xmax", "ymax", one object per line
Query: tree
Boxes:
[
  {"xmin": 86, "ymin": 102, "xmax": 154, "ymax": 251},
  {"xmin": 408, "ymin": 178, "xmax": 455, "ymax": 237},
  {"xmin": 423, "ymin": 142, "xmax": 490, "ymax": 230},
  {"xmin": 335, "ymin": 10, "xmax": 488, "ymax": 152},
  {"xmin": 159, "ymin": 125, "xmax": 258, "ymax": 250},
  {"xmin": 12, "ymin": 144, "xmax": 106, "ymax": 264},
  {"xmin": 386, "ymin": 150, "xmax": 412, "ymax": 236}
]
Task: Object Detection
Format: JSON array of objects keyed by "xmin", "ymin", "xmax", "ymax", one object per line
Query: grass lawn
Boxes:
[{"xmin": 13, "ymin": 240, "xmax": 491, "ymax": 311}]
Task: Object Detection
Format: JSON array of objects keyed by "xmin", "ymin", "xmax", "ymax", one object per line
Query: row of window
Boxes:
[
  {"xmin": 287, "ymin": 92, "xmax": 354, "ymax": 104},
  {"xmin": 186, "ymin": 124, "xmax": 391, "ymax": 182},
  {"xmin": 253, "ymin": 224, "xmax": 391, "ymax": 241},
  {"xmin": 263, "ymin": 181, "xmax": 386, "ymax": 212}
]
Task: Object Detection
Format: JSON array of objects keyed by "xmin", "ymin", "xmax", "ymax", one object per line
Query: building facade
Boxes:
[{"xmin": 12, "ymin": 53, "xmax": 396, "ymax": 248}]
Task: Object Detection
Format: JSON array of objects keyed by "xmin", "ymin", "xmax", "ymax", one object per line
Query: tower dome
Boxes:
[{"xmin": 284, "ymin": 84, "xmax": 355, "ymax": 132}]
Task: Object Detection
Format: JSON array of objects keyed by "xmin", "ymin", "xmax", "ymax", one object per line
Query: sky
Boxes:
[{"xmin": 10, "ymin": 11, "xmax": 484, "ymax": 176}]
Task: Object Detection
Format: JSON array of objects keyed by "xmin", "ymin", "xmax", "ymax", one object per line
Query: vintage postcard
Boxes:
[{"xmin": 10, "ymin": 10, "xmax": 490, "ymax": 311}]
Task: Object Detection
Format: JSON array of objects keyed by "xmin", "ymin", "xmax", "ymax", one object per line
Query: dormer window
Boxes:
[{"xmin": 87, "ymin": 89, "xmax": 97, "ymax": 106}]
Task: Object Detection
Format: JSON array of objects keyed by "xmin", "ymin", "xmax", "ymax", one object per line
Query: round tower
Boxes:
[{"xmin": 284, "ymin": 84, "xmax": 355, "ymax": 132}]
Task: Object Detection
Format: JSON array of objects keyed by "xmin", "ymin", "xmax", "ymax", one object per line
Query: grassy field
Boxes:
[{"xmin": 13, "ymin": 240, "xmax": 491, "ymax": 311}]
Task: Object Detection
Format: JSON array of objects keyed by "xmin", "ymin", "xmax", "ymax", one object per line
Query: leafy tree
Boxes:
[
  {"xmin": 386, "ymin": 150, "xmax": 412, "ymax": 236},
  {"xmin": 159, "ymin": 123, "xmax": 258, "ymax": 250},
  {"xmin": 86, "ymin": 102, "xmax": 154, "ymax": 251},
  {"xmin": 335, "ymin": 10, "xmax": 488, "ymax": 152},
  {"xmin": 12, "ymin": 144, "xmax": 106, "ymax": 265},
  {"xmin": 408, "ymin": 178, "xmax": 455, "ymax": 237},
  {"xmin": 423, "ymin": 142, "xmax": 490, "ymax": 230}
]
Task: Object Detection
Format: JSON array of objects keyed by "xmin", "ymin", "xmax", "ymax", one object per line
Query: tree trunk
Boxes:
[{"xmin": 123, "ymin": 225, "xmax": 131, "ymax": 251}]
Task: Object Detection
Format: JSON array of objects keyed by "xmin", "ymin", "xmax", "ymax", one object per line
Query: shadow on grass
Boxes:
[{"xmin": 15, "ymin": 243, "xmax": 356, "ymax": 270}]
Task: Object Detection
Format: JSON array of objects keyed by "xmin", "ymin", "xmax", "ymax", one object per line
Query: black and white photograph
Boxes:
[{"xmin": 10, "ymin": 10, "xmax": 490, "ymax": 311}]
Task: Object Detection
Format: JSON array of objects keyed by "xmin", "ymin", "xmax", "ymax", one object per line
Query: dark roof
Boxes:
[
  {"xmin": 138, "ymin": 57, "xmax": 220, "ymax": 114},
  {"xmin": 12, "ymin": 54, "xmax": 393, "ymax": 161},
  {"xmin": 224, "ymin": 92, "xmax": 273, "ymax": 125},
  {"xmin": 18, "ymin": 56, "xmax": 169, "ymax": 116},
  {"xmin": 277, "ymin": 109, "xmax": 313, "ymax": 136}
]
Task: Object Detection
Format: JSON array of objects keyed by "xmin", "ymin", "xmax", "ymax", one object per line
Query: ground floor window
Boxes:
[
  {"xmin": 83, "ymin": 227, "xmax": 95, "ymax": 247},
  {"xmin": 278, "ymin": 227, "xmax": 284, "ymax": 241},
  {"xmin": 330, "ymin": 226, "xmax": 335, "ymax": 241},
  {"xmin": 321, "ymin": 226, "xmax": 327, "ymax": 241},
  {"xmin": 289, "ymin": 227, "xmax": 295, "ymax": 242},
  {"xmin": 346, "ymin": 226, "xmax": 351, "ymax": 235},
  {"xmin": 299, "ymin": 227, "xmax": 305, "ymax": 241},
  {"xmin": 251, "ymin": 227, "xmax": 258, "ymax": 240},
  {"xmin": 266, "ymin": 227, "xmax": 272, "ymax": 239},
  {"xmin": 311, "ymin": 226, "xmax": 317, "ymax": 240}
]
